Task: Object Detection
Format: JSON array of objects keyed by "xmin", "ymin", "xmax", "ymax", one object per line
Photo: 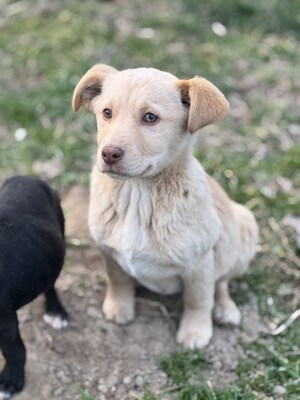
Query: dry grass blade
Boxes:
[
  {"xmin": 136, "ymin": 297, "xmax": 177, "ymax": 333},
  {"xmin": 277, "ymin": 261, "xmax": 300, "ymax": 279},
  {"xmin": 270, "ymin": 308, "xmax": 300, "ymax": 336},
  {"xmin": 268, "ymin": 217, "xmax": 300, "ymax": 269}
]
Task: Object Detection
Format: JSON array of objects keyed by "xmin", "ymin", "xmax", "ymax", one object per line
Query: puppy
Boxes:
[
  {"xmin": 0, "ymin": 176, "xmax": 68, "ymax": 398},
  {"xmin": 73, "ymin": 64, "xmax": 259, "ymax": 349}
]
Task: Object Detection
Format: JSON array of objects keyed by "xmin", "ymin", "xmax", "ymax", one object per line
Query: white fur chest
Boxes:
[{"xmin": 89, "ymin": 164, "xmax": 222, "ymax": 294}]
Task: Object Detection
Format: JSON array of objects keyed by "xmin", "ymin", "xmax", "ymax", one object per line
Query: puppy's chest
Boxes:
[{"xmin": 90, "ymin": 181, "xmax": 220, "ymax": 291}]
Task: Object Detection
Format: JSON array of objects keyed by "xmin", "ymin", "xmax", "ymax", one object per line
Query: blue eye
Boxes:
[
  {"xmin": 103, "ymin": 108, "xmax": 112, "ymax": 118},
  {"xmin": 143, "ymin": 112, "xmax": 158, "ymax": 123}
]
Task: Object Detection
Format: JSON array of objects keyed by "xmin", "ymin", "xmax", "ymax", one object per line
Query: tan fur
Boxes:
[{"xmin": 73, "ymin": 64, "xmax": 259, "ymax": 349}]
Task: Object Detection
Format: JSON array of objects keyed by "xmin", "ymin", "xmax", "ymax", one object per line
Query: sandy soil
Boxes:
[{"xmin": 2, "ymin": 185, "xmax": 263, "ymax": 400}]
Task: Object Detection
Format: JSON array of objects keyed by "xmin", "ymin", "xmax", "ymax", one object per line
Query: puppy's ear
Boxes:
[
  {"xmin": 176, "ymin": 77, "xmax": 229, "ymax": 133},
  {"xmin": 72, "ymin": 64, "xmax": 118, "ymax": 112}
]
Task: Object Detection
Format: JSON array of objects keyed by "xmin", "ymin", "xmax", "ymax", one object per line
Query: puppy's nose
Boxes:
[{"xmin": 102, "ymin": 145, "xmax": 124, "ymax": 165}]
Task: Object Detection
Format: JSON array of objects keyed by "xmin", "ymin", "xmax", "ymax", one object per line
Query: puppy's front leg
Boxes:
[
  {"xmin": 177, "ymin": 251, "xmax": 215, "ymax": 349},
  {"xmin": 102, "ymin": 254, "xmax": 135, "ymax": 324}
]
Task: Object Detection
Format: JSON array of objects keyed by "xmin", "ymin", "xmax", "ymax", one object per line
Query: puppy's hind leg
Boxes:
[
  {"xmin": 213, "ymin": 280, "xmax": 241, "ymax": 326},
  {"xmin": 43, "ymin": 286, "xmax": 68, "ymax": 330},
  {"xmin": 102, "ymin": 254, "xmax": 135, "ymax": 325},
  {"xmin": 0, "ymin": 312, "xmax": 26, "ymax": 398}
]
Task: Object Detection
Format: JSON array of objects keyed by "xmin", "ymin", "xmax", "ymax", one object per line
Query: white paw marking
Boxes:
[
  {"xmin": 213, "ymin": 302, "xmax": 241, "ymax": 326},
  {"xmin": 43, "ymin": 314, "xmax": 68, "ymax": 330},
  {"xmin": 0, "ymin": 391, "xmax": 11, "ymax": 399}
]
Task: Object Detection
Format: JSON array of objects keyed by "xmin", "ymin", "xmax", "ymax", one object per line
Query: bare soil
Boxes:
[{"xmin": 3, "ymin": 185, "xmax": 263, "ymax": 400}]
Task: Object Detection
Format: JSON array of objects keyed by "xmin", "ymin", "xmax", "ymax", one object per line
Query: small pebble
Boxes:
[
  {"xmin": 53, "ymin": 387, "xmax": 64, "ymax": 397},
  {"xmin": 87, "ymin": 306, "xmax": 101, "ymax": 319},
  {"xmin": 273, "ymin": 385, "xmax": 286, "ymax": 395},
  {"xmin": 98, "ymin": 384, "xmax": 108, "ymax": 394},
  {"xmin": 159, "ymin": 371, "xmax": 167, "ymax": 378},
  {"xmin": 213, "ymin": 360, "xmax": 222, "ymax": 370},
  {"xmin": 123, "ymin": 376, "xmax": 132, "ymax": 385},
  {"xmin": 56, "ymin": 370, "xmax": 71, "ymax": 384},
  {"xmin": 135, "ymin": 376, "xmax": 144, "ymax": 387},
  {"xmin": 107, "ymin": 374, "xmax": 119, "ymax": 387}
]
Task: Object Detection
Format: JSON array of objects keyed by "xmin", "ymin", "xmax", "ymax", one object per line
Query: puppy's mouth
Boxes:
[
  {"xmin": 104, "ymin": 170, "xmax": 132, "ymax": 179},
  {"xmin": 99, "ymin": 164, "xmax": 153, "ymax": 179}
]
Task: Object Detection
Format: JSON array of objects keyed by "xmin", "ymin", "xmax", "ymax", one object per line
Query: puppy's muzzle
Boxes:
[{"xmin": 102, "ymin": 145, "xmax": 124, "ymax": 165}]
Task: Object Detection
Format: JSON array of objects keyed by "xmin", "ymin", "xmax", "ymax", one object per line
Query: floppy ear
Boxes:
[
  {"xmin": 176, "ymin": 76, "xmax": 229, "ymax": 133},
  {"xmin": 72, "ymin": 64, "xmax": 118, "ymax": 112}
]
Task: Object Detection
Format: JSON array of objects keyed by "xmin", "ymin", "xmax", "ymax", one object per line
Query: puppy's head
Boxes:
[{"xmin": 73, "ymin": 64, "xmax": 229, "ymax": 179}]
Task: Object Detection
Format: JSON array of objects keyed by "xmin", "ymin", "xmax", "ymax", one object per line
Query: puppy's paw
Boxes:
[
  {"xmin": 102, "ymin": 295, "xmax": 135, "ymax": 325},
  {"xmin": 0, "ymin": 392, "xmax": 11, "ymax": 399},
  {"xmin": 213, "ymin": 301, "xmax": 241, "ymax": 326},
  {"xmin": 176, "ymin": 311, "xmax": 213, "ymax": 349},
  {"xmin": 0, "ymin": 363, "xmax": 25, "ymax": 398},
  {"xmin": 176, "ymin": 325, "xmax": 212, "ymax": 349},
  {"xmin": 43, "ymin": 313, "xmax": 68, "ymax": 330}
]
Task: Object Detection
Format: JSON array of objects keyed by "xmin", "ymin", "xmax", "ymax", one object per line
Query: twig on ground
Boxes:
[
  {"xmin": 136, "ymin": 297, "xmax": 177, "ymax": 333},
  {"xmin": 277, "ymin": 261, "xmax": 300, "ymax": 279},
  {"xmin": 156, "ymin": 384, "xmax": 185, "ymax": 395},
  {"xmin": 206, "ymin": 380, "xmax": 218, "ymax": 400},
  {"xmin": 268, "ymin": 217, "xmax": 300, "ymax": 270},
  {"xmin": 156, "ymin": 381, "xmax": 218, "ymax": 398},
  {"xmin": 43, "ymin": 331, "xmax": 53, "ymax": 343},
  {"xmin": 270, "ymin": 308, "xmax": 300, "ymax": 336}
]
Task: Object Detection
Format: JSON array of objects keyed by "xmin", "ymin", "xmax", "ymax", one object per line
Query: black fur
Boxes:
[{"xmin": 0, "ymin": 176, "xmax": 67, "ymax": 397}]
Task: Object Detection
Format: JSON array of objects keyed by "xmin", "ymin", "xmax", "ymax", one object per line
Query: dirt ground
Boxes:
[{"xmin": 4, "ymin": 185, "xmax": 263, "ymax": 400}]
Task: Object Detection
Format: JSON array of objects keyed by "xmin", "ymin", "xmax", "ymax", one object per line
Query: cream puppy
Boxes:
[{"xmin": 73, "ymin": 64, "xmax": 259, "ymax": 349}]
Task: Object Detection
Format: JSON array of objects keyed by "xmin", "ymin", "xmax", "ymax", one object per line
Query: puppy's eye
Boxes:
[
  {"xmin": 143, "ymin": 112, "xmax": 158, "ymax": 123},
  {"xmin": 103, "ymin": 108, "xmax": 112, "ymax": 119}
]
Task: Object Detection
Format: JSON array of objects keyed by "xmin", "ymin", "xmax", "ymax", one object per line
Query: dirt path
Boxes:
[{"xmin": 7, "ymin": 186, "xmax": 262, "ymax": 400}]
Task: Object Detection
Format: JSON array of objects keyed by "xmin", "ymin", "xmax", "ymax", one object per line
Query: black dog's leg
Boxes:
[
  {"xmin": 43, "ymin": 286, "xmax": 68, "ymax": 330},
  {"xmin": 0, "ymin": 312, "xmax": 26, "ymax": 397}
]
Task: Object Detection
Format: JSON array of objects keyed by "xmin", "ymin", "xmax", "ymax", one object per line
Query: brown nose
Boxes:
[{"xmin": 102, "ymin": 145, "xmax": 124, "ymax": 165}]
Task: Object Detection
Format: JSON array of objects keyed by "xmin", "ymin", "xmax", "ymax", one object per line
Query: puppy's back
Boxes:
[
  {"xmin": 0, "ymin": 176, "xmax": 65, "ymax": 311},
  {"xmin": 0, "ymin": 176, "xmax": 64, "ymax": 228}
]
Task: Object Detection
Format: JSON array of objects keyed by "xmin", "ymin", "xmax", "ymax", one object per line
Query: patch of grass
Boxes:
[
  {"xmin": 181, "ymin": 0, "xmax": 300, "ymax": 38},
  {"xmin": 140, "ymin": 386, "xmax": 160, "ymax": 400},
  {"xmin": 159, "ymin": 349, "xmax": 206, "ymax": 386},
  {"xmin": 159, "ymin": 350, "xmax": 218, "ymax": 400},
  {"xmin": 145, "ymin": 327, "xmax": 300, "ymax": 399},
  {"xmin": 236, "ymin": 332, "xmax": 300, "ymax": 399},
  {"xmin": 77, "ymin": 387, "xmax": 94, "ymax": 400}
]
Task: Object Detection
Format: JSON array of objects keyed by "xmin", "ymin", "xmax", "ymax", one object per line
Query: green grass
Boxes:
[
  {"xmin": 135, "ymin": 330, "xmax": 300, "ymax": 399},
  {"xmin": 1, "ymin": 0, "xmax": 299, "ymax": 399},
  {"xmin": 160, "ymin": 349, "xmax": 206, "ymax": 386},
  {"xmin": 78, "ymin": 387, "xmax": 94, "ymax": 400}
]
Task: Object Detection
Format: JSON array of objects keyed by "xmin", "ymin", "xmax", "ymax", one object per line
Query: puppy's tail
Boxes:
[{"xmin": 232, "ymin": 202, "xmax": 259, "ymax": 274}]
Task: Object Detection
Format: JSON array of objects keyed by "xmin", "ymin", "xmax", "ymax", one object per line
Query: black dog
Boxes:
[{"xmin": 0, "ymin": 176, "xmax": 68, "ymax": 398}]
